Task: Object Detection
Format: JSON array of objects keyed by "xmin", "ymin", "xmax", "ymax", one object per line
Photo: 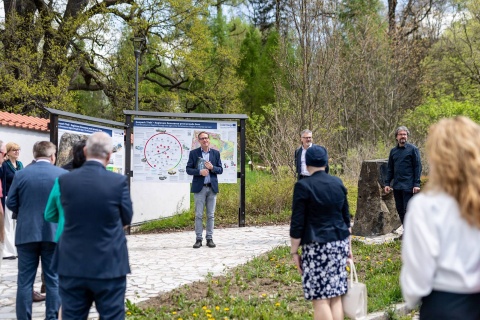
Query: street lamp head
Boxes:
[{"xmin": 131, "ymin": 36, "xmax": 146, "ymax": 56}]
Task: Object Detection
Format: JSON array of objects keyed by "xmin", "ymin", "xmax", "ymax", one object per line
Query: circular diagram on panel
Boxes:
[{"xmin": 144, "ymin": 133, "xmax": 183, "ymax": 170}]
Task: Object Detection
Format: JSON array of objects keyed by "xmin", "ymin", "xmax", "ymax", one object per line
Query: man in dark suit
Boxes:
[
  {"xmin": 294, "ymin": 129, "xmax": 329, "ymax": 180},
  {"xmin": 384, "ymin": 126, "xmax": 422, "ymax": 228},
  {"xmin": 50, "ymin": 132, "xmax": 133, "ymax": 319},
  {"xmin": 186, "ymin": 131, "xmax": 223, "ymax": 249},
  {"xmin": 6, "ymin": 141, "xmax": 68, "ymax": 320},
  {"xmin": 47, "ymin": 132, "xmax": 133, "ymax": 320},
  {"xmin": 26, "ymin": 144, "xmax": 48, "ymax": 299}
]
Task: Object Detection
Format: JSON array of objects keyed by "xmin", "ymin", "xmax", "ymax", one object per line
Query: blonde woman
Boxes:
[
  {"xmin": 1, "ymin": 142, "xmax": 23, "ymax": 259},
  {"xmin": 401, "ymin": 116, "xmax": 480, "ymax": 319},
  {"xmin": 0, "ymin": 140, "xmax": 6, "ymax": 265}
]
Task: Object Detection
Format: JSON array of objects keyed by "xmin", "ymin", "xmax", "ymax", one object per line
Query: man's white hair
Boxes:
[{"xmin": 86, "ymin": 132, "xmax": 113, "ymax": 159}]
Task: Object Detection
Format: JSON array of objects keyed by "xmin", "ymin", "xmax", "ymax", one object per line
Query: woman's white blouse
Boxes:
[{"xmin": 401, "ymin": 192, "xmax": 480, "ymax": 308}]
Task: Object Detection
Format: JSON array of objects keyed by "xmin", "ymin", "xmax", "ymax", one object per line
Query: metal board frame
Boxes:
[{"xmin": 124, "ymin": 110, "xmax": 248, "ymax": 227}]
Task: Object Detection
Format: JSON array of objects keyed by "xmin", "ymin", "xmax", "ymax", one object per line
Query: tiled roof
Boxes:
[{"xmin": 0, "ymin": 111, "xmax": 49, "ymax": 132}]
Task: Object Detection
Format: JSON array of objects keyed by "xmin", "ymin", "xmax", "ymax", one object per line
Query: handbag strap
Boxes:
[{"xmin": 348, "ymin": 259, "xmax": 359, "ymax": 283}]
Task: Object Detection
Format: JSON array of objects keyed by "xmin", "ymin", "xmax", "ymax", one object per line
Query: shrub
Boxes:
[
  {"xmin": 139, "ymin": 170, "xmax": 359, "ymax": 231},
  {"xmin": 216, "ymin": 170, "xmax": 295, "ymax": 225},
  {"xmin": 342, "ymin": 141, "xmax": 390, "ymax": 182}
]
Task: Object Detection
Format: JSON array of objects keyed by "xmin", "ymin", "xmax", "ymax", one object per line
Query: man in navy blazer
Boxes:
[
  {"xmin": 50, "ymin": 132, "xmax": 133, "ymax": 319},
  {"xmin": 294, "ymin": 129, "xmax": 329, "ymax": 180},
  {"xmin": 186, "ymin": 131, "xmax": 223, "ymax": 249},
  {"xmin": 7, "ymin": 141, "xmax": 68, "ymax": 320}
]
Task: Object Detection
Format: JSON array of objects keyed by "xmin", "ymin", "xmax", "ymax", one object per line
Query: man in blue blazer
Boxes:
[
  {"xmin": 186, "ymin": 131, "xmax": 223, "ymax": 249},
  {"xmin": 7, "ymin": 141, "xmax": 68, "ymax": 320},
  {"xmin": 295, "ymin": 129, "xmax": 329, "ymax": 180},
  {"xmin": 50, "ymin": 132, "xmax": 133, "ymax": 319}
]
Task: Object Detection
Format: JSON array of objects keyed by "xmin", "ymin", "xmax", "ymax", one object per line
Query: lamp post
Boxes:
[{"xmin": 132, "ymin": 36, "xmax": 146, "ymax": 111}]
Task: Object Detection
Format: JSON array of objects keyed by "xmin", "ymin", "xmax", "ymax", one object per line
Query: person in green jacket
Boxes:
[{"xmin": 45, "ymin": 140, "xmax": 86, "ymax": 241}]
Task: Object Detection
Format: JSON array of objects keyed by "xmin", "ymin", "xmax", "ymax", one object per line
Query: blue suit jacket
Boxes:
[
  {"xmin": 290, "ymin": 170, "xmax": 350, "ymax": 245},
  {"xmin": 52, "ymin": 161, "xmax": 133, "ymax": 279},
  {"xmin": 6, "ymin": 161, "xmax": 68, "ymax": 245},
  {"xmin": 186, "ymin": 147, "xmax": 223, "ymax": 193},
  {"xmin": 295, "ymin": 144, "xmax": 329, "ymax": 179},
  {"xmin": 1, "ymin": 160, "xmax": 24, "ymax": 209}
]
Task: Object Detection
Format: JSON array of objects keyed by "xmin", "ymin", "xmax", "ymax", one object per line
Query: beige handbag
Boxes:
[{"xmin": 342, "ymin": 259, "xmax": 368, "ymax": 320}]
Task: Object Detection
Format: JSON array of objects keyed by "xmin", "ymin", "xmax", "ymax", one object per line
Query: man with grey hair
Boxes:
[
  {"xmin": 7, "ymin": 141, "xmax": 68, "ymax": 319},
  {"xmin": 384, "ymin": 126, "xmax": 422, "ymax": 235},
  {"xmin": 295, "ymin": 129, "xmax": 329, "ymax": 180},
  {"xmin": 50, "ymin": 131, "xmax": 133, "ymax": 319}
]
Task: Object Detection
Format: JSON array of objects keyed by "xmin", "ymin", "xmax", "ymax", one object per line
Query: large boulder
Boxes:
[
  {"xmin": 57, "ymin": 133, "xmax": 89, "ymax": 167},
  {"xmin": 352, "ymin": 159, "xmax": 401, "ymax": 236}
]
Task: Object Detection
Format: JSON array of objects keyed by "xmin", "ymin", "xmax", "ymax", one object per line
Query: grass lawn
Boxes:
[
  {"xmin": 125, "ymin": 240, "xmax": 405, "ymax": 319},
  {"xmin": 128, "ymin": 171, "xmax": 408, "ymax": 319}
]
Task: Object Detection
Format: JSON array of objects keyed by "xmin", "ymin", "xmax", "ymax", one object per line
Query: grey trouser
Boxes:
[{"xmin": 194, "ymin": 186, "xmax": 217, "ymax": 240}]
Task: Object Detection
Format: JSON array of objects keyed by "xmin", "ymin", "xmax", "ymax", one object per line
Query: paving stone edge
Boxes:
[{"xmin": 365, "ymin": 303, "xmax": 411, "ymax": 320}]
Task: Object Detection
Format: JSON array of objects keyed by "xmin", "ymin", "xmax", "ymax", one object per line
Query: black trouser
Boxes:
[
  {"xmin": 393, "ymin": 189, "xmax": 414, "ymax": 224},
  {"xmin": 420, "ymin": 290, "xmax": 480, "ymax": 320}
]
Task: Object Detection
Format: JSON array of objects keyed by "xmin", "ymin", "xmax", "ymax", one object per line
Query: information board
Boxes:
[
  {"xmin": 58, "ymin": 119, "xmax": 125, "ymax": 174},
  {"xmin": 133, "ymin": 119, "xmax": 238, "ymax": 183}
]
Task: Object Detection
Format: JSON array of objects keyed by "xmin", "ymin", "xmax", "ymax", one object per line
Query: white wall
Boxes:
[
  {"xmin": 0, "ymin": 125, "xmax": 191, "ymax": 223},
  {"xmin": 130, "ymin": 181, "xmax": 190, "ymax": 225},
  {"xmin": 0, "ymin": 126, "xmax": 49, "ymax": 164}
]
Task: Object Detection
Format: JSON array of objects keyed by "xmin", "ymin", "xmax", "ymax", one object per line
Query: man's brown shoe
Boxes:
[{"xmin": 33, "ymin": 291, "xmax": 46, "ymax": 302}]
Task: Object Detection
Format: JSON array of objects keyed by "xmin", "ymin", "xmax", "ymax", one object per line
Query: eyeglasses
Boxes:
[
  {"xmin": 301, "ymin": 136, "xmax": 312, "ymax": 139},
  {"xmin": 11, "ymin": 149, "xmax": 20, "ymax": 152},
  {"xmin": 199, "ymin": 137, "xmax": 209, "ymax": 141}
]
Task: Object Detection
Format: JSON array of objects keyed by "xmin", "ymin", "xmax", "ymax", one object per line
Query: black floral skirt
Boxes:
[{"xmin": 301, "ymin": 238, "xmax": 349, "ymax": 300}]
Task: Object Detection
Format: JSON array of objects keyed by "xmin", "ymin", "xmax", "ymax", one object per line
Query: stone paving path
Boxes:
[
  {"xmin": 351, "ymin": 225, "xmax": 403, "ymax": 244},
  {"xmin": 0, "ymin": 225, "xmax": 290, "ymax": 320}
]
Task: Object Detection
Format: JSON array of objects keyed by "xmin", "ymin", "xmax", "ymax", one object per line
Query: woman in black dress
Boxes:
[
  {"xmin": 290, "ymin": 145, "xmax": 352, "ymax": 320},
  {"xmin": 1, "ymin": 142, "xmax": 23, "ymax": 259}
]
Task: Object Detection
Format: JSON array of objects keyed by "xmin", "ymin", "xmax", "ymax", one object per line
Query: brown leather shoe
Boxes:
[{"xmin": 33, "ymin": 291, "xmax": 46, "ymax": 302}]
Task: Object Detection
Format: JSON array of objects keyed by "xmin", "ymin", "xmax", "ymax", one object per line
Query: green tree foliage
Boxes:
[
  {"xmin": 237, "ymin": 27, "xmax": 278, "ymax": 116},
  {"xmin": 403, "ymin": 96, "xmax": 480, "ymax": 141},
  {"xmin": 401, "ymin": 95, "xmax": 480, "ymax": 175},
  {"xmin": 334, "ymin": 0, "xmax": 427, "ymax": 150},
  {"xmin": 246, "ymin": 0, "xmax": 288, "ymax": 32},
  {"xmin": 243, "ymin": 0, "xmax": 439, "ymax": 173},
  {"xmin": 422, "ymin": 0, "xmax": 480, "ymax": 102},
  {"xmin": 0, "ymin": 0, "xmax": 245, "ymax": 117},
  {"xmin": 0, "ymin": 12, "xmax": 77, "ymax": 115},
  {"xmin": 109, "ymin": 2, "xmax": 245, "ymax": 115},
  {"xmin": 1, "ymin": 0, "xmax": 467, "ymax": 179}
]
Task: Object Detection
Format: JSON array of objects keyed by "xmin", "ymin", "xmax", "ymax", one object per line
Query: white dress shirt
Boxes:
[
  {"xmin": 401, "ymin": 192, "xmax": 480, "ymax": 308},
  {"xmin": 300, "ymin": 144, "xmax": 312, "ymax": 176}
]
